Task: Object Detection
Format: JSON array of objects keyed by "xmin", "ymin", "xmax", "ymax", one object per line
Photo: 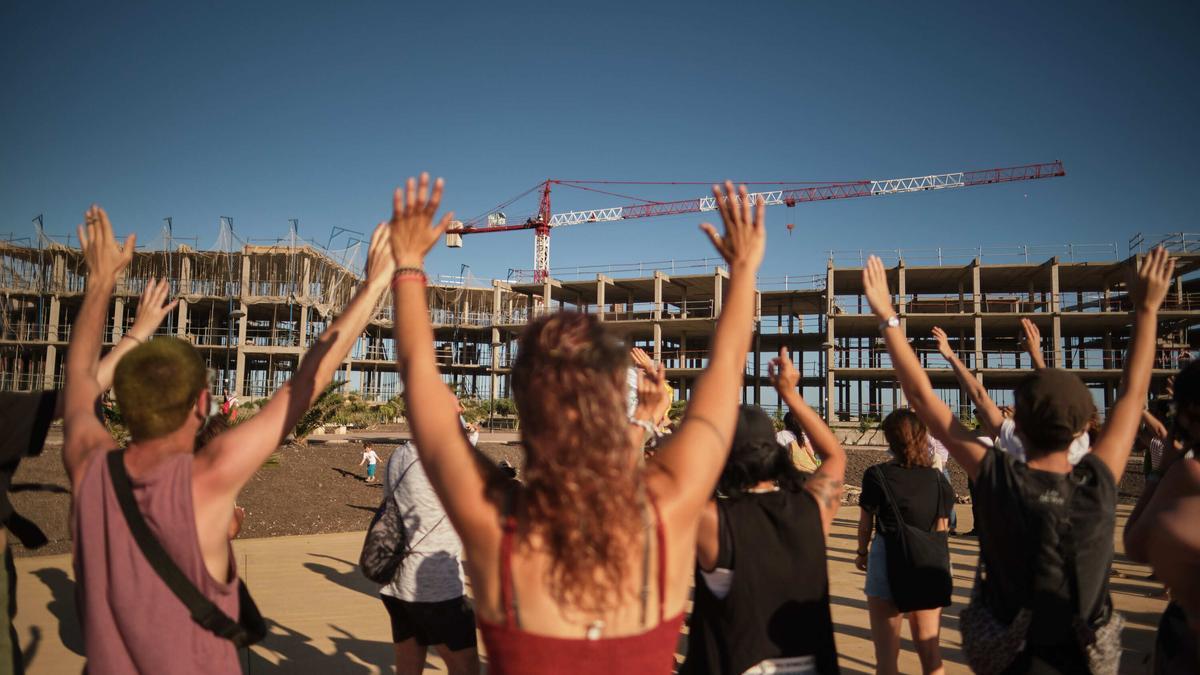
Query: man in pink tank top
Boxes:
[{"xmin": 62, "ymin": 206, "xmax": 396, "ymax": 674}]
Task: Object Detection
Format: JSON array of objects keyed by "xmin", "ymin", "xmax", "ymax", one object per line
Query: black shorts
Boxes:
[{"xmin": 381, "ymin": 595, "xmax": 477, "ymax": 651}]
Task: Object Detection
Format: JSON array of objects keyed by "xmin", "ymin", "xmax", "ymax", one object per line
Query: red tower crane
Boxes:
[{"xmin": 446, "ymin": 161, "xmax": 1066, "ymax": 281}]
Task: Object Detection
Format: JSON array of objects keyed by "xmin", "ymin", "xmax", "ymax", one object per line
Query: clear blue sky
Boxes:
[{"xmin": 3, "ymin": 1, "xmax": 1198, "ymax": 282}]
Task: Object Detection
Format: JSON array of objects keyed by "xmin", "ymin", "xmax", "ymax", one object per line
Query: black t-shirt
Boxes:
[
  {"xmin": 0, "ymin": 390, "xmax": 58, "ymax": 548},
  {"xmin": 682, "ymin": 490, "xmax": 839, "ymax": 675},
  {"xmin": 974, "ymin": 446, "xmax": 1116, "ymax": 672},
  {"xmin": 860, "ymin": 462, "xmax": 955, "ymax": 533}
]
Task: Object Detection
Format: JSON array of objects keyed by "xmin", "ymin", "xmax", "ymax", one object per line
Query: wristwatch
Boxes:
[{"xmin": 878, "ymin": 314, "xmax": 900, "ymax": 333}]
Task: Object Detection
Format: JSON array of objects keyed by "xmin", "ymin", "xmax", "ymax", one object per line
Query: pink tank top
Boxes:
[
  {"xmin": 72, "ymin": 452, "xmax": 240, "ymax": 674},
  {"xmin": 478, "ymin": 497, "xmax": 685, "ymax": 675}
]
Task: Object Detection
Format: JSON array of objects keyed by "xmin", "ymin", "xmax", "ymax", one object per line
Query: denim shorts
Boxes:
[{"xmin": 863, "ymin": 535, "xmax": 891, "ymax": 600}]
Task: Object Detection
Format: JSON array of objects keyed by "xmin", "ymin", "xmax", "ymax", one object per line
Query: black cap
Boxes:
[
  {"xmin": 1013, "ymin": 369, "xmax": 1095, "ymax": 450},
  {"xmin": 732, "ymin": 405, "xmax": 778, "ymax": 451}
]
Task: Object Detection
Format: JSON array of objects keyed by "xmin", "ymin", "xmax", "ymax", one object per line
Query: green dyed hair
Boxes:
[{"xmin": 113, "ymin": 337, "xmax": 208, "ymax": 440}]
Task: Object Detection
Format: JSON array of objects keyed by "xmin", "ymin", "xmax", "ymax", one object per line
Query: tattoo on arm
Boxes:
[{"xmin": 807, "ymin": 476, "xmax": 844, "ymax": 511}]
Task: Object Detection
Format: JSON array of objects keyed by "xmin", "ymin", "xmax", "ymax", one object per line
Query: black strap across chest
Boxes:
[{"xmin": 105, "ymin": 450, "xmax": 264, "ymax": 647}]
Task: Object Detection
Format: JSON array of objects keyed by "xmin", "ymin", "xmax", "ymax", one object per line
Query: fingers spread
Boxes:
[
  {"xmin": 429, "ymin": 177, "xmax": 445, "ymax": 215},
  {"xmin": 405, "ymin": 176, "xmax": 417, "ymax": 213},
  {"xmin": 417, "ymin": 173, "xmax": 430, "ymax": 209},
  {"xmin": 700, "ymin": 223, "xmax": 726, "ymax": 257}
]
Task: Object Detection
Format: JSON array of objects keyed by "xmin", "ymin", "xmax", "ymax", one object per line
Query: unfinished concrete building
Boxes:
[{"xmin": 2, "ymin": 232, "xmax": 1198, "ymax": 424}]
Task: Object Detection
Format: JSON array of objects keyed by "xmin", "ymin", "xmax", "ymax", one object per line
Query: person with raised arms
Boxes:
[
  {"xmin": 63, "ymin": 206, "xmax": 396, "ymax": 674},
  {"xmin": 386, "ymin": 174, "xmax": 764, "ymax": 674},
  {"xmin": 682, "ymin": 346, "xmax": 845, "ymax": 675},
  {"xmin": 1125, "ymin": 358, "xmax": 1200, "ymax": 674},
  {"xmin": 861, "ymin": 247, "xmax": 1174, "ymax": 674}
]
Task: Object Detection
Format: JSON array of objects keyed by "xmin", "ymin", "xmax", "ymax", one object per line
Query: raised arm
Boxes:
[
  {"xmin": 1020, "ymin": 318, "xmax": 1048, "ymax": 370},
  {"xmin": 62, "ymin": 206, "xmax": 135, "ymax": 489},
  {"xmin": 932, "ymin": 326, "xmax": 1003, "ymax": 437},
  {"xmin": 770, "ymin": 346, "xmax": 845, "ymax": 534},
  {"xmin": 194, "ymin": 222, "xmax": 395, "ymax": 499},
  {"xmin": 386, "ymin": 174, "xmax": 504, "ymax": 554},
  {"xmin": 863, "ymin": 257, "xmax": 989, "ymax": 480},
  {"xmin": 1092, "ymin": 247, "xmax": 1174, "ymax": 483},
  {"xmin": 647, "ymin": 182, "xmax": 765, "ymax": 518}
]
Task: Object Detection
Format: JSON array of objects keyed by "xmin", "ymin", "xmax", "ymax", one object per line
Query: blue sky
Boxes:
[{"xmin": 3, "ymin": 1, "xmax": 1198, "ymax": 282}]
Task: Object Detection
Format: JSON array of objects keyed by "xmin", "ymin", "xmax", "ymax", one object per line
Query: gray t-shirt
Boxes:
[{"xmin": 379, "ymin": 442, "xmax": 466, "ymax": 602}]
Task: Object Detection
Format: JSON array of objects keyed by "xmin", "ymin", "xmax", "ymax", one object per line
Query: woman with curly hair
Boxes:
[
  {"xmin": 682, "ymin": 345, "xmax": 846, "ymax": 675},
  {"xmin": 385, "ymin": 174, "xmax": 764, "ymax": 674},
  {"xmin": 856, "ymin": 409, "xmax": 955, "ymax": 675}
]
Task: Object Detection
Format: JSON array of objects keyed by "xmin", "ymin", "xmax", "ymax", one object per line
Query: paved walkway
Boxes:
[{"xmin": 14, "ymin": 506, "xmax": 1167, "ymax": 674}]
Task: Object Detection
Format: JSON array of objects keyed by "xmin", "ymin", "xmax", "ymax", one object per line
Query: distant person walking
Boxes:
[
  {"xmin": 379, "ymin": 439, "xmax": 480, "ymax": 675},
  {"xmin": 220, "ymin": 390, "xmax": 239, "ymax": 423},
  {"xmin": 857, "ymin": 410, "xmax": 955, "ymax": 675},
  {"xmin": 360, "ymin": 444, "xmax": 381, "ymax": 483}
]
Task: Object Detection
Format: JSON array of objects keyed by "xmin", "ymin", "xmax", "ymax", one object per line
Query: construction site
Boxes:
[{"xmin": 3, "ymin": 217, "xmax": 1197, "ymax": 424}]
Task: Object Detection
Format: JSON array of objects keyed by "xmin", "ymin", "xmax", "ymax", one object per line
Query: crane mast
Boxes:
[{"xmin": 448, "ymin": 161, "xmax": 1066, "ymax": 281}]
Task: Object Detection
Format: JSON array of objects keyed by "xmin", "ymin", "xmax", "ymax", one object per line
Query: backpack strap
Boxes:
[{"xmin": 105, "ymin": 450, "xmax": 264, "ymax": 647}]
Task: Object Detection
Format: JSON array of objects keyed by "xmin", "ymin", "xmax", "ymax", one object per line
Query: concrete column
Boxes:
[
  {"xmin": 714, "ymin": 269, "xmax": 726, "ymax": 317},
  {"xmin": 542, "ymin": 279, "xmax": 552, "ymax": 315},
  {"xmin": 596, "ymin": 275, "xmax": 608, "ymax": 321},
  {"xmin": 298, "ymin": 306, "xmax": 309, "ymax": 347},
  {"xmin": 653, "ymin": 322, "xmax": 662, "ymax": 364},
  {"xmin": 241, "ymin": 254, "xmax": 251, "ymax": 298},
  {"xmin": 972, "ymin": 260, "xmax": 983, "ymax": 372},
  {"xmin": 179, "ymin": 255, "xmax": 192, "ymax": 296},
  {"xmin": 44, "ymin": 294, "xmax": 60, "ymax": 389},
  {"xmin": 680, "ymin": 331, "xmax": 688, "ymax": 369},
  {"xmin": 653, "ymin": 272, "xmax": 664, "ymax": 321},
  {"xmin": 301, "ymin": 258, "xmax": 311, "ymax": 299},
  {"xmin": 825, "ymin": 262, "xmax": 836, "ymax": 423},
  {"xmin": 176, "ymin": 299, "xmax": 188, "ymax": 338},
  {"xmin": 234, "ymin": 301, "xmax": 248, "ymax": 395},
  {"xmin": 112, "ymin": 298, "xmax": 125, "ymax": 343},
  {"xmin": 1050, "ymin": 257, "xmax": 1062, "ymax": 368}
]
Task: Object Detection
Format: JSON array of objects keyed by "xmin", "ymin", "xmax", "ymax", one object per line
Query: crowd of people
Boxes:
[{"xmin": 0, "ymin": 176, "xmax": 1194, "ymax": 674}]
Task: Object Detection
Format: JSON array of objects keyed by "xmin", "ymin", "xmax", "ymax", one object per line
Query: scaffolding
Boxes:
[{"xmin": 2, "ymin": 228, "xmax": 1198, "ymax": 423}]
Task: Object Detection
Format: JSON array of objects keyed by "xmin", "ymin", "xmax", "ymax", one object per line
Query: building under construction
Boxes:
[{"xmin": 2, "ymin": 230, "xmax": 1197, "ymax": 423}]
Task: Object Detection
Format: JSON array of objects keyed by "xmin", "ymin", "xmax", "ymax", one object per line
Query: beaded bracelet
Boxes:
[
  {"xmin": 120, "ymin": 333, "xmax": 144, "ymax": 345},
  {"xmin": 392, "ymin": 267, "xmax": 427, "ymax": 287}
]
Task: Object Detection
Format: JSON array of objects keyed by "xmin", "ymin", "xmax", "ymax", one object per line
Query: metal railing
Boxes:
[
  {"xmin": 1129, "ymin": 232, "xmax": 1200, "ymax": 255},
  {"xmin": 828, "ymin": 242, "xmax": 1121, "ymax": 267}
]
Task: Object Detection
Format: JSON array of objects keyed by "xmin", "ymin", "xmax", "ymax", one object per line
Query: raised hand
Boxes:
[
  {"xmin": 768, "ymin": 346, "xmax": 800, "ymax": 393},
  {"xmin": 387, "ymin": 173, "xmax": 455, "ymax": 269},
  {"xmin": 77, "ymin": 205, "xmax": 135, "ymax": 284},
  {"xmin": 1020, "ymin": 318, "xmax": 1041, "ymax": 350},
  {"xmin": 700, "ymin": 182, "xmax": 766, "ymax": 272},
  {"xmin": 128, "ymin": 279, "xmax": 179, "ymax": 341},
  {"xmin": 365, "ymin": 221, "xmax": 395, "ymax": 288},
  {"xmin": 862, "ymin": 256, "xmax": 895, "ymax": 319},
  {"xmin": 1132, "ymin": 246, "xmax": 1176, "ymax": 314},
  {"xmin": 931, "ymin": 327, "xmax": 953, "ymax": 359},
  {"xmin": 633, "ymin": 362, "xmax": 668, "ymax": 423},
  {"xmin": 630, "ymin": 347, "xmax": 656, "ymax": 374}
]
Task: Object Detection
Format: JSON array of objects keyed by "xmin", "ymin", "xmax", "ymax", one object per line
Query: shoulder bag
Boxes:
[{"xmin": 873, "ymin": 464, "xmax": 952, "ymax": 613}]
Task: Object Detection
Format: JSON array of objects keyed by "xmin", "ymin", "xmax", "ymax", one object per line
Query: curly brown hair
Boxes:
[
  {"xmin": 881, "ymin": 409, "xmax": 932, "ymax": 468},
  {"xmin": 511, "ymin": 312, "xmax": 642, "ymax": 615}
]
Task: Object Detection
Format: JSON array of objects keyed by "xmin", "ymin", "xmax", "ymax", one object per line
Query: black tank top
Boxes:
[{"xmin": 680, "ymin": 489, "xmax": 839, "ymax": 675}]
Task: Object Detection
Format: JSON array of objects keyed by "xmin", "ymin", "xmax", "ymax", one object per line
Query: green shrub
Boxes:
[{"xmin": 293, "ymin": 381, "xmax": 349, "ymax": 442}]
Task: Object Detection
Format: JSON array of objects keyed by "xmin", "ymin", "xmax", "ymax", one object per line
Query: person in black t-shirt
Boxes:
[
  {"xmin": 861, "ymin": 247, "xmax": 1176, "ymax": 674},
  {"xmin": 857, "ymin": 409, "xmax": 954, "ymax": 675},
  {"xmin": 684, "ymin": 347, "xmax": 846, "ymax": 675}
]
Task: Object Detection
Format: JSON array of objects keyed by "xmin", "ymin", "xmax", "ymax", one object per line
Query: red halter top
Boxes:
[{"xmin": 477, "ymin": 497, "xmax": 685, "ymax": 674}]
